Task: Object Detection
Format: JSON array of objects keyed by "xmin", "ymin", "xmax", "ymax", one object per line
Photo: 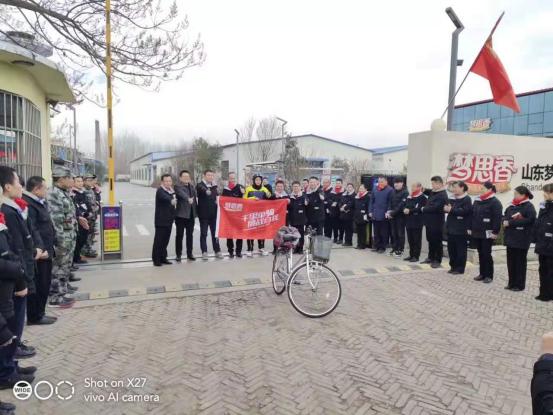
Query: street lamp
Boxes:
[
  {"xmin": 275, "ymin": 117, "xmax": 288, "ymax": 165},
  {"xmin": 445, "ymin": 7, "xmax": 464, "ymax": 131},
  {"xmin": 234, "ymin": 128, "xmax": 240, "ymax": 182}
]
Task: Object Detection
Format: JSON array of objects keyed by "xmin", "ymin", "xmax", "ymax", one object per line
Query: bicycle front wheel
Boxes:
[
  {"xmin": 287, "ymin": 262, "xmax": 341, "ymax": 318},
  {"xmin": 271, "ymin": 250, "xmax": 289, "ymax": 295}
]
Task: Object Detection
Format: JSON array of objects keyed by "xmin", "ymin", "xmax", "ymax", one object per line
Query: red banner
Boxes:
[{"xmin": 216, "ymin": 196, "xmax": 287, "ymax": 239}]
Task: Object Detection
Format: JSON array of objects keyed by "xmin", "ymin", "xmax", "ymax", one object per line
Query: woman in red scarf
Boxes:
[{"xmin": 502, "ymin": 186, "xmax": 536, "ymax": 291}]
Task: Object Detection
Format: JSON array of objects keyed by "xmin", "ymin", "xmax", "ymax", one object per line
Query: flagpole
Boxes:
[{"xmin": 440, "ymin": 11, "xmax": 505, "ymax": 121}]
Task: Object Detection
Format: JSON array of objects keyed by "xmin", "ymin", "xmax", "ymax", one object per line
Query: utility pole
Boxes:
[
  {"xmin": 94, "ymin": 120, "xmax": 100, "ymax": 174},
  {"xmin": 71, "ymin": 105, "xmax": 77, "ymax": 174},
  {"xmin": 445, "ymin": 7, "xmax": 464, "ymax": 131},
  {"xmin": 105, "ymin": 0, "xmax": 115, "ymax": 205}
]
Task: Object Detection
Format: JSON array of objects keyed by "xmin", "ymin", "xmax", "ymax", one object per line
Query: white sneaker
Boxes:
[
  {"xmin": 259, "ymin": 249, "xmax": 269, "ymax": 256},
  {"xmin": 246, "ymin": 251, "xmax": 253, "ymax": 258},
  {"xmin": 202, "ymin": 252, "xmax": 209, "ymax": 261}
]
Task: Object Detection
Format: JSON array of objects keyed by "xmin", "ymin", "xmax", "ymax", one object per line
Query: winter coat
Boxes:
[
  {"xmin": 0, "ymin": 218, "xmax": 26, "ymax": 323},
  {"xmin": 288, "ymin": 193, "xmax": 307, "ymax": 226},
  {"xmin": 471, "ymin": 195, "xmax": 503, "ymax": 239},
  {"xmin": 534, "ymin": 201, "xmax": 553, "ymax": 256},
  {"xmin": 154, "ymin": 187, "xmax": 176, "ymax": 227},
  {"xmin": 222, "ymin": 184, "xmax": 244, "ymax": 199},
  {"xmin": 369, "ymin": 186, "xmax": 393, "ymax": 221},
  {"xmin": 197, "ymin": 181, "xmax": 219, "ymax": 220},
  {"xmin": 328, "ymin": 188, "xmax": 344, "ymax": 218},
  {"xmin": 503, "ymin": 201, "xmax": 536, "ymax": 250},
  {"xmin": 23, "ymin": 192, "xmax": 55, "ymax": 258},
  {"xmin": 389, "ymin": 188, "xmax": 409, "ymax": 218},
  {"xmin": 244, "ymin": 185, "xmax": 271, "ymax": 200},
  {"xmin": 404, "ymin": 193, "xmax": 427, "ymax": 229},
  {"xmin": 446, "ymin": 195, "xmax": 473, "ymax": 236},
  {"xmin": 175, "ymin": 182, "xmax": 197, "ymax": 219},
  {"xmin": 305, "ymin": 187, "xmax": 325, "ymax": 224},
  {"xmin": 338, "ymin": 191, "xmax": 355, "ymax": 222},
  {"xmin": 422, "ymin": 189, "xmax": 448, "ymax": 230},
  {"xmin": 354, "ymin": 193, "xmax": 370, "ymax": 225}
]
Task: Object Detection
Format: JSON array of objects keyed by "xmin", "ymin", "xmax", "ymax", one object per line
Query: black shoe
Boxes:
[
  {"xmin": 229, "ymin": 252, "xmax": 235, "ymax": 259},
  {"xmin": 535, "ymin": 295, "xmax": 551, "ymax": 301},
  {"xmin": 162, "ymin": 260, "xmax": 172, "ymax": 265},
  {"xmin": 236, "ymin": 253, "xmax": 242, "ymax": 258},
  {"xmin": 420, "ymin": 258, "xmax": 432, "ymax": 264},
  {"xmin": 0, "ymin": 402, "xmax": 16, "ymax": 412},
  {"xmin": 409, "ymin": 257, "xmax": 419, "ymax": 263},
  {"xmin": 18, "ymin": 366, "xmax": 37, "ymax": 375},
  {"xmin": 175, "ymin": 256, "xmax": 182, "ymax": 263},
  {"xmin": 483, "ymin": 277, "xmax": 493, "ymax": 284},
  {"xmin": 69, "ymin": 275, "xmax": 81, "ymax": 282},
  {"xmin": 15, "ymin": 343, "xmax": 36, "ymax": 359},
  {"xmin": 447, "ymin": 269, "xmax": 454, "ymax": 274},
  {"xmin": 403, "ymin": 257, "xmax": 413, "ymax": 261},
  {"xmin": 431, "ymin": 262, "xmax": 441, "ymax": 269},
  {"xmin": 343, "ymin": 243, "xmax": 353, "ymax": 247},
  {"xmin": 504, "ymin": 286, "xmax": 512, "ymax": 290},
  {"xmin": 187, "ymin": 256, "xmax": 196, "ymax": 261},
  {"xmin": 153, "ymin": 262, "xmax": 162, "ymax": 267},
  {"xmin": 28, "ymin": 316, "xmax": 56, "ymax": 325},
  {"xmin": 74, "ymin": 258, "xmax": 88, "ymax": 264},
  {"xmin": 355, "ymin": 246, "xmax": 365, "ymax": 250},
  {"xmin": 335, "ymin": 240, "xmax": 342, "ymax": 245},
  {"xmin": 474, "ymin": 275, "xmax": 484, "ymax": 281},
  {"xmin": 370, "ymin": 248, "xmax": 378, "ymax": 252},
  {"xmin": 511, "ymin": 287, "xmax": 523, "ymax": 292},
  {"xmin": 451, "ymin": 271, "xmax": 462, "ymax": 275},
  {"xmin": 0, "ymin": 373, "xmax": 35, "ymax": 390},
  {"xmin": 377, "ymin": 249, "xmax": 386, "ymax": 254}
]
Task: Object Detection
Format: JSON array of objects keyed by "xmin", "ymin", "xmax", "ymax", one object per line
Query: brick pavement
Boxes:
[{"xmin": 2, "ymin": 264, "xmax": 549, "ymax": 415}]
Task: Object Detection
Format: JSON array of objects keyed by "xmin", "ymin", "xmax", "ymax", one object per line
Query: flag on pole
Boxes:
[{"xmin": 469, "ymin": 14, "xmax": 520, "ymax": 113}]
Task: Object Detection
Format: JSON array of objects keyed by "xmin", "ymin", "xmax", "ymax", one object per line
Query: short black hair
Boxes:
[
  {"xmin": 292, "ymin": 181, "xmax": 301, "ymax": 186},
  {"xmin": 275, "ymin": 180, "xmax": 285, "ymax": 186},
  {"xmin": 161, "ymin": 174, "xmax": 172, "ymax": 181},
  {"xmin": 483, "ymin": 181, "xmax": 496, "ymax": 193},
  {"xmin": 309, "ymin": 176, "xmax": 319, "ymax": 181},
  {"xmin": 26, "ymin": 176, "xmax": 45, "ymax": 192},
  {"xmin": 74, "ymin": 175, "xmax": 83, "ymax": 180},
  {"xmin": 0, "ymin": 166, "xmax": 17, "ymax": 192},
  {"xmin": 378, "ymin": 176, "xmax": 388, "ymax": 181},
  {"xmin": 543, "ymin": 183, "xmax": 553, "ymax": 194},
  {"xmin": 179, "ymin": 170, "xmax": 190, "ymax": 177},
  {"xmin": 336, "ymin": 178, "xmax": 343, "ymax": 183},
  {"xmin": 514, "ymin": 185, "xmax": 533, "ymax": 200},
  {"xmin": 302, "ymin": 178, "xmax": 309, "ymax": 182},
  {"xmin": 453, "ymin": 181, "xmax": 468, "ymax": 192},
  {"xmin": 393, "ymin": 177, "xmax": 404, "ymax": 184},
  {"xmin": 203, "ymin": 169, "xmax": 214, "ymax": 175},
  {"xmin": 431, "ymin": 175, "xmax": 443, "ymax": 184}
]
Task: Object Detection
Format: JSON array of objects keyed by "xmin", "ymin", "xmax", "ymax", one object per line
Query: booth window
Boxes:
[{"xmin": 0, "ymin": 90, "xmax": 42, "ymax": 179}]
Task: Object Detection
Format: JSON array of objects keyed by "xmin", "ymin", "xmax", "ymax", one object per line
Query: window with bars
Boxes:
[{"xmin": 0, "ymin": 90, "xmax": 42, "ymax": 180}]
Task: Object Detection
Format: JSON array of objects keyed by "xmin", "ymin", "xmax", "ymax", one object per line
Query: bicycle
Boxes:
[{"xmin": 271, "ymin": 226, "xmax": 342, "ymax": 318}]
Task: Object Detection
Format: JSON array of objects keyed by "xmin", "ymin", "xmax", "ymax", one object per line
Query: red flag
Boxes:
[{"xmin": 470, "ymin": 37, "xmax": 520, "ymax": 113}]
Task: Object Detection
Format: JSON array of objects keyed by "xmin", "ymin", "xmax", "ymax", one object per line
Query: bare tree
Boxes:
[
  {"xmin": 239, "ymin": 116, "xmax": 281, "ymax": 163},
  {"xmin": 0, "ymin": 0, "xmax": 205, "ymax": 102}
]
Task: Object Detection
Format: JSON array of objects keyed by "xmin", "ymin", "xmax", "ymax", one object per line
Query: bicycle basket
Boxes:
[
  {"xmin": 310, "ymin": 235, "xmax": 332, "ymax": 263},
  {"xmin": 273, "ymin": 226, "xmax": 300, "ymax": 251}
]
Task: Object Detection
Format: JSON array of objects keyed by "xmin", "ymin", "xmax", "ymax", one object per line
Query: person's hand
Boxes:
[
  {"xmin": 35, "ymin": 248, "xmax": 44, "ymax": 260},
  {"xmin": 444, "ymin": 204, "xmax": 451, "ymax": 213},
  {"xmin": 287, "ymin": 199, "xmax": 291, "ymax": 205},
  {"xmin": 503, "ymin": 220, "xmax": 510, "ymax": 228},
  {"xmin": 78, "ymin": 216, "xmax": 89, "ymax": 230},
  {"xmin": 40, "ymin": 250, "xmax": 49, "ymax": 259},
  {"xmin": 0, "ymin": 337, "xmax": 15, "ymax": 347},
  {"xmin": 403, "ymin": 208, "xmax": 410, "ymax": 215},
  {"xmin": 542, "ymin": 332, "xmax": 553, "ymax": 354},
  {"xmin": 467, "ymin": 229, "xmax": 472, "ymax": 235},
  {"xmin": 15, "ymin": 288, "xmax": 28, "ymax": 297},
  {"xmin": 332, "ymin": 202, "xmax": 337, "ymax": 207},
  {"xmin": 363, "ymin": 214, "xmax": 368, "ymax": 222},
  {"xmin": 188, "ymin": 197, "xmax": 194, "ymax": 204},
  {"xmin": 369, "ymin": 213, "xmax": 373, "ymax": 219},
  {"xmin": 240, "ymin": 187, "xmax": 245, "ymax": 195},
  {"xmin": 490, "ymin": 233, "xmax": 498, "ymax": 240}
]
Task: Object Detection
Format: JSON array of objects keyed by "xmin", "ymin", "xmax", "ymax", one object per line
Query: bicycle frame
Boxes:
[{"xmin": 283, "ymin": 231, "xmax": 321, "ymax": 291}]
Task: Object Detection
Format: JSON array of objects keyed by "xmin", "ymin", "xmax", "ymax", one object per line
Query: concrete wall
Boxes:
[
  {"xmin": 372, "ymin": 150, "xmax": 408, "ymax": 175},
  {"xmin": 0, "ymin": 61, "xmax": 52, "ymax": 182},
  {"xmin": 408, "ymin": 129, "xmax": 553, "ymax": 211}
]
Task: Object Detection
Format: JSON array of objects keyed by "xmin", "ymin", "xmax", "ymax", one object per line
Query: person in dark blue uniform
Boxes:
[
  {"xmin": 388, "ymin": 178, "xmax": 409, "ymax": 258},
  {"xmin": 354, "ymin": 184, "xmax": 370, "ymax": 249},
  {"xmin": 534, "ymin": 183, "xmax": 553, "ymax": 301},
  {"xmin": 288, "ymin": 181, "xmax": 307, "ymax": 253},
  {"xmin": 421, "ymin": 176, "xmax": 448, "ymax": 268},
  {"xmin": 403, "ymin": 182, "xmax": 427, "ymax": 262},
  {"xmin": 339, "ymin": 183, "xmax": 356, "ymax": 247},
  {"xmin": 444, "ymin": 181, "xmax": 472, "ymax": 275},
  {"xmin": 305, "ymin": 177, "xmax": 325, "ymax": 235},
  {"xmin": 470, "ymin": 181, "xmax": 503, "ymax": 284},
  {"xmin": 503, "ymin": 185, "xmax": 536, "ymax": 291}
]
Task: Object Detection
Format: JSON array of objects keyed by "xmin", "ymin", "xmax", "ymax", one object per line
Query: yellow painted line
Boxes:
[
  {"xmin": 89, "ymin": 291, "xmax": 109, "ymax": 300},
  {"xmin": 231, "ymin": 279, "xmax": 248, "ymax": 286},
  {"xmin": 260, "ymin": 277, "xmax": 272, "ymax": 284},
  {"xmin": 397, "ymin": 265, "xmax": 412, "ymax": 271},
  {"xmin": 165, "ymin": 285, "xmax": 183, "ymax": 292},
  {"xmin": 418, "ymin": 263, "xmax": 432, "ymax": 270},
  {"xmin": 127, "ymin": 287, "xmax": 147, "ymax": 296},
  {"xmin": 375, "ymin": 267, "xmax": 389, "ymax": 273},
  {"xmin": 466, "ymin": 262, "xmax": 475, "ymax": 267}
]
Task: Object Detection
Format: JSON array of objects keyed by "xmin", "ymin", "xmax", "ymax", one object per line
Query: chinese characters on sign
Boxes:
[
  {"xmin": 469, "ymin": 118, "xmax": 492, "ymax": 132},
  {"xmin": 446, "ymin": 153, "xmax": 518, "ymax": 194},
  {"xmin": 521, "ymin": 163, "xmax": 553, "ymax": 182},
  {"xmin": 102, "ymin": 206, "xmax": 121, "ymax": 253}
]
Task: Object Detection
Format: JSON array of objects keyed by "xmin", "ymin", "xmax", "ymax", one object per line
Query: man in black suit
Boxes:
[
  {"xmin": 174, "ymin": 170, "xmax": 197, "ymax": 262},
  {"xmin": 152, "ymin": 174, "xmax": 177, "ymax": 266}
]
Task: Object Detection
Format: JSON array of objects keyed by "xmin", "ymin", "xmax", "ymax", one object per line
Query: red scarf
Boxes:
[
  {"xmin": 357, "ymin": 191, "xmax": 368, "ymax": 198},
  {"xmin": 377, "ymin": 183, "xmax": 387, "ymax": 191},
  {"xmin": 512, "ymin": 195, "xmax": 528, "ymax": 206},
  {"xmin": 0, "ymin": 212, "xmax": 5, "ymax": 225},
  {"xmin": 228, "ymin": 182, "xmax": 236, "ymax": 190},
  {"xmin": 411, "ymin": 190, "xmax": 422, "ymax": 198},
  {"xmin": 480, "ymin": 190, "xmax": 495, "ymax": 201},
  {"xmin": 335, "ymin": 185, "xmax": 343, "ymax": 193},
  {"xmin": 14, "ymin": 198, "xmax": 28, "ymax": 211}
]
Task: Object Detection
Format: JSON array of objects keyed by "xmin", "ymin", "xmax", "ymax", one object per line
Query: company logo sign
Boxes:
[{"xmin": 469, "ymin": 118, "xmax": 492, "ymax": 132}]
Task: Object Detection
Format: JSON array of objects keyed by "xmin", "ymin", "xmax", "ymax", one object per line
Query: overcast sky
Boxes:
[{"xmin": 57, "ymin": 0, "xmax": 553, "ymax": 156}]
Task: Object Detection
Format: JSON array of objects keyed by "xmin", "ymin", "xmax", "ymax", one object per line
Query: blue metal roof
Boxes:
[{"xmin": 370, "ymin": 145, "xmax": 408, "ymax": 155}]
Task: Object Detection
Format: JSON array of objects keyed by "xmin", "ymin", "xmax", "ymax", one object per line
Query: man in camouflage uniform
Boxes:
[
  {"xmin": 47, "ymin": 166, "xmax": 77, "ymax": 307},
  {"xmin": 82, "ymin": 174, "xmax": 99, "ymax": 257}
]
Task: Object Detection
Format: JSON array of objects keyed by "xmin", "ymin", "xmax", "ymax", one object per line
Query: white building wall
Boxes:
[
  {"xmin": 372, "ymin": 150, "xmax": 408, "ymax": 175},
  {"xmin": 130, "ymin": 154, "xmax": 153, "ymax": 186}
]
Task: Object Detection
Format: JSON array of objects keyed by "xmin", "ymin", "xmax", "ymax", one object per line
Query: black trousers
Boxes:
[
  {"xmin": 406, "ymin": 227, "xmax": 422, "ymax": 259},
  {"xmin": 175, "ymin": 217, "xmax": 195, "ymax": 258},
  {"xmin": 324, "ymin": 217, "xmax": 333, "ymax": 239},
  {"xmin": 307, "ymin": 221, "xmax": 324, "ymax": 236},
  {"xmin": 373, "ymin": 220, "xmax": 389, "ymax": 250},
  {"xmin": 447, "ymin": 234, "xmax": 468, "ymax": 273},
  {"xmin": 332, "ymin": 217, "xmax": 344, "ymax": 241},
  {"xmin": 507, "ymin": 247, "xmax": 529, "ymax": 290},
  {"xmin": 356, "ymin": 222, "xmax": 368, "ymax": 248},
  {"xmin": 227, "ymin": 239, "xmax": 243, "ymax": 255},
  {"xmin": 247, "ymin": 240, "xmax": 264, "ymax": 251},
  {"xmin": 426, "ymin": 227, "xmax": 443, "ymax": 263},
  {"xmin": 0, "ymin": 296, "xmax": 26, "ymax": 381},
  {"xmin": 474, "ymin": 238, "xmax": 494, "ymax": 279},
  {"xmin": 27, "ymin": 259, "xmax": 52, "ymax": 323},
  {"xmin": 73, "ymin": 226, "xmax": 89, "ymax": 262},
  {"xmin": 342, "ymin": 219, "xmax": 353, "ymax": 245},
  {"xmin": 200, "ymin": 218, "xmax": 220, "ymax": 253},
  {"xmin": 538, "ymin": 255, "xmax": 553, "ymax": 299},
  {"xmin": 152, "ymin": 225, "xmax": 172, "ymax": 265},
  {"xmin": 291, "ymin": 224, "xmax": 305, "ymax": 253},
  {"xmin": 391, "ymin": 216, "xmax": 406, "ymax": 253}
]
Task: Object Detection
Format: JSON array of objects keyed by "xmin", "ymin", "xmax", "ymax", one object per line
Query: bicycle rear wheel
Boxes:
[
  {"xmin": 271, "ymin": 250, "xmax": 289, "ymax": 295},
  {"xmin": 287, "ymin": 262, "xmax": 341, "ymax": 318}
]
